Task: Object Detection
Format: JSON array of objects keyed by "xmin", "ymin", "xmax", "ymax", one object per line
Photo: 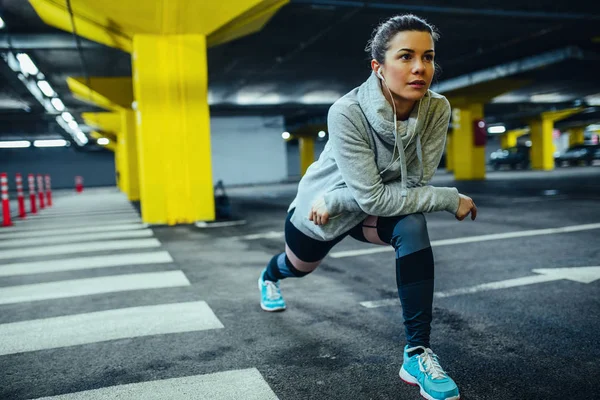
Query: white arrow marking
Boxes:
[{"xmin": 360, "ymin": 266, "xmax": 600, "ymax": 308}]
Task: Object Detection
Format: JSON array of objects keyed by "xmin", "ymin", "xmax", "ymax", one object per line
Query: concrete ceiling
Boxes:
[{"xmin": 0, "ymin": 0, "xmax": 599, "ymax": 144}]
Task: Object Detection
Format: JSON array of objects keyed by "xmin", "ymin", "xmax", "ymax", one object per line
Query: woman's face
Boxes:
[{"xmin": 375, "ymin": 30, "xmax": 435, "ymax": 102}]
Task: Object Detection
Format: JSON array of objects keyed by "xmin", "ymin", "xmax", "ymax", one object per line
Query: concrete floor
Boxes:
[{"xmin": 0, "ymin": 167, "xmax": 599, "ymax": 399}]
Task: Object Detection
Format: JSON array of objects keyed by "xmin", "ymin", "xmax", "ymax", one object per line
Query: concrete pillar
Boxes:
[
  {"xmin": 451, "ymin": 103, "xmax": 486, "ymax": 180},
  {"xmin": 299, "ymin": 136, "xmax": 315, "ymax": 176}
]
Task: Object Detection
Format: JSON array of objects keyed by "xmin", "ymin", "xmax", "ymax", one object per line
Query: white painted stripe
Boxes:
[
  {"xmin": 0, "ymin": 223, "xmax": 147, "ymax": 239},
  {"xmin": 195, "ymin": 220, "xmax": 247, "ymax": 228},
  {"xmin": 0, "ymin": 229, "xmax": 154, "ymax": 248},
  {"xmin": 332, "ymin": 222, "xmax": 600, "ymax": 258},
  {"xmin": 33, "ymin": 368, "xmax": 278, "ymax": 400},
  {"xmin": 0, "ymin": 238, "xmax": 161, "ymax": 260},
  {"xmin": 0, "ymin": 301, "xmax": 223, "ymax": 356},
  {"xmin": 361, "ymin": 275, "xmax": 559, "ymax": 308},
  {"xmin": 0, "ymin": 251, "xmax": 174, "ymax": 277},
  {"xmin": 0, "ymin": 271, "xmax": 190, "ymax": 305},
  {"xmin": 2, "ymin": 219, "xmax": 143, "ymax": 231},
  {"xmin": 29, "ymin": 208, "xmax": 136, "ymax": 217},
  {"xmin": 232, "ymin": 231, "xmax": 285, "ymax": 240},
  {"xmin": 25, "ymin": 211, "xmax": 139, "ymax": 221}
]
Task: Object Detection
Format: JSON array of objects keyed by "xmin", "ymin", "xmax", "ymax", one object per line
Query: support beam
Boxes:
[
  {"xmin": 500, "ymin": 129, "xmax": 528, "ymax": 149},
  {"xmin": 528, "ymin": 108, "xmax": 583, "ymax": 170},
  {"xmin": 120, "ymin": 110, "xmax": 140, "ymax": 201},
  {"xmin": 568, "ymin": 127, "xmax": 585, "ymax": 147},
  {"xmin": 133, "ymin": 34, "xmax": 214, "ymax": 224},
  {"xmin": 451, "ymin": 103, "xmax": 486, "ymax": 180},
  {"xmin": 82, "ymin": 112, "xmax": 122, "ymax": 134},
  {"xmin": 299, "ymin": 136, "xmax": 315, "ymax": 176},
  {"xmin": 67, "ymin": 77, "xmax": 133, "ymax": 111}
]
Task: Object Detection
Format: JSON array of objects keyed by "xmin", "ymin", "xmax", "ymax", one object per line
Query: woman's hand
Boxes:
[
  {"xmin": 455, "ymin": 194, "xmax": 477, "ymax": 221},
  {"xmin": 308, "ymin": 197, "xmax": 330, "ymax": 225}
]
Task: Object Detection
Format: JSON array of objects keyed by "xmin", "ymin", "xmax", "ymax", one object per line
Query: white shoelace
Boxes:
[
  {"xmin": 265, "ymin": 281, "xmax": 282, "ymax": 300},
  {"xmin": 406, "ymin": 346, "xmax": 447, "ymax": 380}
]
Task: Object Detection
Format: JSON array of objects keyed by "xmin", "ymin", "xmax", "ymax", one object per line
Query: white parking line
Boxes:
[
  {"xmin": 0, "ymin": 271, "xmax": 190, "ymax": 305},
  {"xmin": 33, "ymin": 368, "xmax": 278, "ymax": 399},
  {"xmin": 0, "ymin": 301, "xmax": 223, "ymax": 356},
  {"xmin": 0, "ymin": 223, "xmax": 148, "ymax": 239},
  {"xmin": 0, "ymin": 229, "xmax": 154, "ymax": 248},
  {"xmin": 0, "ymin": 238, "xmax": 161, "ymax": 260},
  {"xmin": 0, "ymin": 252, "xmax": 173, "ymax": 277},
  {"xmin": 330, "ymin": 222, "xmax": 600, "ymax": 258}
]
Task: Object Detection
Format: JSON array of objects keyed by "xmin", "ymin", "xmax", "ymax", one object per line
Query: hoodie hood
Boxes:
[
  {"xmin": 357, "ymin": 71, "xmax": 431, "ymax": 196},
  {"xmin": 357, "ymin": 71, "xmax": 426, "ymax": 146}
]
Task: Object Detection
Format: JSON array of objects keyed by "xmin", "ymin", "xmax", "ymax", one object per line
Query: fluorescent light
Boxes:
[
  {"xmin": 0, "ymin": 140, "xmax": 31, "ymax": 149},
  {"xmin": 318, "ymin": 130, "xmax": 327, "ymax": 138},
  {"xmin": 0, "ymin": 16, "xmax": 5, "ymax": 29},
  {"xmin": 61, "ymin": 112, "xmax": 75, "ymax": 122},
  {"xmin": 36, "ymin": 80, "xmax": 55, "ymax": 97},
  {"xmin": 282, "ymin": 132, "xmax": 291, "ymax": 140},
  {"xmin": 68, "ymin": 120, "xmax": 79, "ymax": 129},
  {"xmin": 75, "ymin": 131, "xmax": 88, "ymax": 145},
  {"xmin": 33, "ymin": 139, "xmax": 68, "ymax": 148},
  {"xmin": 97, "ymin": 138, "xmax": 110, "ymax": 145},
  {"xmin": 488, "ymin": 126, "xmax": 506, "ymax": 134},
  {"xmin": 51, "ymin": 98, "xmax": 65, "ymax": 111},
  {"xmin": 16, "ymin": 53, "xmax": 39, "ymax": 76}
]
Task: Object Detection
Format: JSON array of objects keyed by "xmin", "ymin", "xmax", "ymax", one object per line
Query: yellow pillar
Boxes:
[
  {"xmin": 445, "ymin": 130, "xmax": 454, "ymax": 172},
  {"xmin": 451, "ymin": 103, "xmax": 486, "ymax": 180},
  {"xmin": 569, "ymin": 127, "xmax": 585, "ymax": 147},
  {"xmin": 120, "ymin": 110, "xmax": 140, "ymax": 201},
  {"xmin": 133, "ymin": 34, "xmax": 214, "ymax": 225},
  {"xmin": 529, "ymin": 108, "xmax": 582, "ymax": 170},
  {"xmin": 299, "ymin": 136, "xmax": 315, "ymax": 176},
  {"xmin": 500, "ymin": 129, "xmax": 528, "ymax": 149}
]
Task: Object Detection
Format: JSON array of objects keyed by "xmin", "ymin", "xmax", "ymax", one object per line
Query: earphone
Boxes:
[{"xmin": 377, "ymin": 68, "xmax": 385, "ymax": 81}]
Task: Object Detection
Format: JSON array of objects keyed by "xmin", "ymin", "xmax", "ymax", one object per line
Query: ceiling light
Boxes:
[
  {"xmin": 33, "ymin": 139, "xmax": 68, "ymax": 148},
  {"xmin": 0, "ymin": 16, "xmax": 5, "ymax": 30},
  {"xmin": 61, "ymin": 112, "xmax": 75, "ymax": 122},
  {"xmin": 282, "ymin": 132, "xmax": 291, "ymax": 140},
  {"xmin": 488, "ymin": 126, "xmax": 506, "ymax": 134},
  {"xmin": 16, "ymin": 53, "xmax": 39, "ymax": 76},
  {"xmin": 0, "ymin": 140, "xmax": 31, "ymax": 149},
  {"xmin": 51, "ymin": 98, "xmax": 65, "ymax": 111},
  {"xmin": 97, "ymin": 138, "xmax": 110, "ymax": 145},
  {"xmin": 36, "ymin": 80, "xmax": 55, "ymax": 97},
  {"xmin": 68, "ymin": 120, "xmax": 78, "ymax": 129},
  {"xmin": 318, "ymin": 131, "xmax": 326, "ymax": 138}
]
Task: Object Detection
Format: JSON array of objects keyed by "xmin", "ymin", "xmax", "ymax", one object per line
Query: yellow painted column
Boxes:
[
  {"xmin": 299, "ymin": 136, "xmax": 315, "ymax": 176},
  {"xmin": 133, "ymin": 34, "xmax": 214, "ymax": 224},
  {"xmin": 529, "ymin": 119, "xmax": 555, "ymax": 170},
  {"xmin": 569, "ymin": 127, "xmax": 585, "ymax": 147},
  {"xmin": 445, "ymin": 130, "xmax": 454, "ymax": 172},
  {"xmin": 121, "ymin": 110, "xmax": 140, "ymax": 201},
  {"xmin": 451, "ymin": 104, "xmax": 486, "ymax": 180},
  {"xmin": 117, "ymin": 133, "xmax": 130, "ymax": 195},
  {"xmin": 500, "ymin": 132, "xmax": 517, "ymax": 149}
]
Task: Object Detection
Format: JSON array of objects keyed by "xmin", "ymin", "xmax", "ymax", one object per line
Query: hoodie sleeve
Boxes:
[{"xmin": 323, "ymin": 102, "xmax": 459, "ymax": 217}]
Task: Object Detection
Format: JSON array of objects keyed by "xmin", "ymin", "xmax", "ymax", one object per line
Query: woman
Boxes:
[{"xmin": 258, "ymin": 14, "xmax": 476, "ymax": 400}]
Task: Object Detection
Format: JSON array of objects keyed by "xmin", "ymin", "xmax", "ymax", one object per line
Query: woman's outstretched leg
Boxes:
[
  {"xmin": 259, "ymin": 208, "xmax": 345, "ymax": 311},
  {"xmin": 350, "ymin": 213, "xmax": 459, "ymax": 399}
]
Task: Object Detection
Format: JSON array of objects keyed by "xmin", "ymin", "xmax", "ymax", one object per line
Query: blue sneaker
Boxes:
[
  {"xmin": 399, "ymin": 345, "xmax": 460, "ymax": 400},
  {"xmin": 258, "ymin": 269, "xmax": 286, "ymax": 312}
]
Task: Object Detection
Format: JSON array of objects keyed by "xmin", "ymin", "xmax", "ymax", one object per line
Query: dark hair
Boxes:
[{"xmin": 365, "ymin": 14, "xmax": 440, "ymax": 63}]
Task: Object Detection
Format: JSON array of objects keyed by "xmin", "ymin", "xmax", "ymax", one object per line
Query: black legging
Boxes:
[{"xmin": 264, "ymin": 208, "xmax": 435, "ymax": 348}]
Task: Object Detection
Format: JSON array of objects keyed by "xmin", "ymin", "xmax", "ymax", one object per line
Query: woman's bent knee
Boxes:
[{"xmin": 391, "ymin": 213, "xmax": 431, "ymax": 257}]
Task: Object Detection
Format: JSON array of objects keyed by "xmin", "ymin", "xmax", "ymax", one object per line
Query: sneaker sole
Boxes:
[
  {"xmin": 258, "ymin": 278, "xmax": 286, "ymax": 312},
  {"xmin": 399, "ymin": 366, "xmax": 460, "ymax": 400}
]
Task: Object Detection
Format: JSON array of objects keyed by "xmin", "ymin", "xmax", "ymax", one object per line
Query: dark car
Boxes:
[
  {"xmin": 489, "ymin": 145, "xmax": 530, "ymax": 170},
  {"xmin": 555, "ymin": 145, "xmax": 599, "ymax": 167}
]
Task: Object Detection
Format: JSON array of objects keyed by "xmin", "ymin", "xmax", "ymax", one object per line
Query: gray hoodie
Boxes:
[{"xmin": 289, "ymin": 72, "xmax": 460, "ymax": 241}]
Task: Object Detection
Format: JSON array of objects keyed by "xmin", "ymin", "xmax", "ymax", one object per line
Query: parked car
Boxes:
[
  {"xmin": 489, "ymin": 145, "xmax": 530, "ymax": 170},
  {"xmin": 554, "ymin": 144, "xmax": 599, "ymax": 167}
]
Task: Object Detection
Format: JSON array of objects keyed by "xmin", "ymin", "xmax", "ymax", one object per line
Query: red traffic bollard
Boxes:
[
  {"xmin": 16, "ymin": 173, "xmax": 26, "ymax": 219},
  {"xmin": 45, "ymin": 175, "xmax": 52, "ymax": 207},
  {"xmin": 28, "ymin": 174, "xmax": 37, "ymax": 214},
  {"xmin": 37, "ymin": 174, "xmax": 45, "ymax": 209},
  {"xmin": 1, "ymin": 173, "xmax": 13, "ymax": 227},
  {"xmin": 75, "ymin": 176, "xmax": 84, "ymax": 193}
]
